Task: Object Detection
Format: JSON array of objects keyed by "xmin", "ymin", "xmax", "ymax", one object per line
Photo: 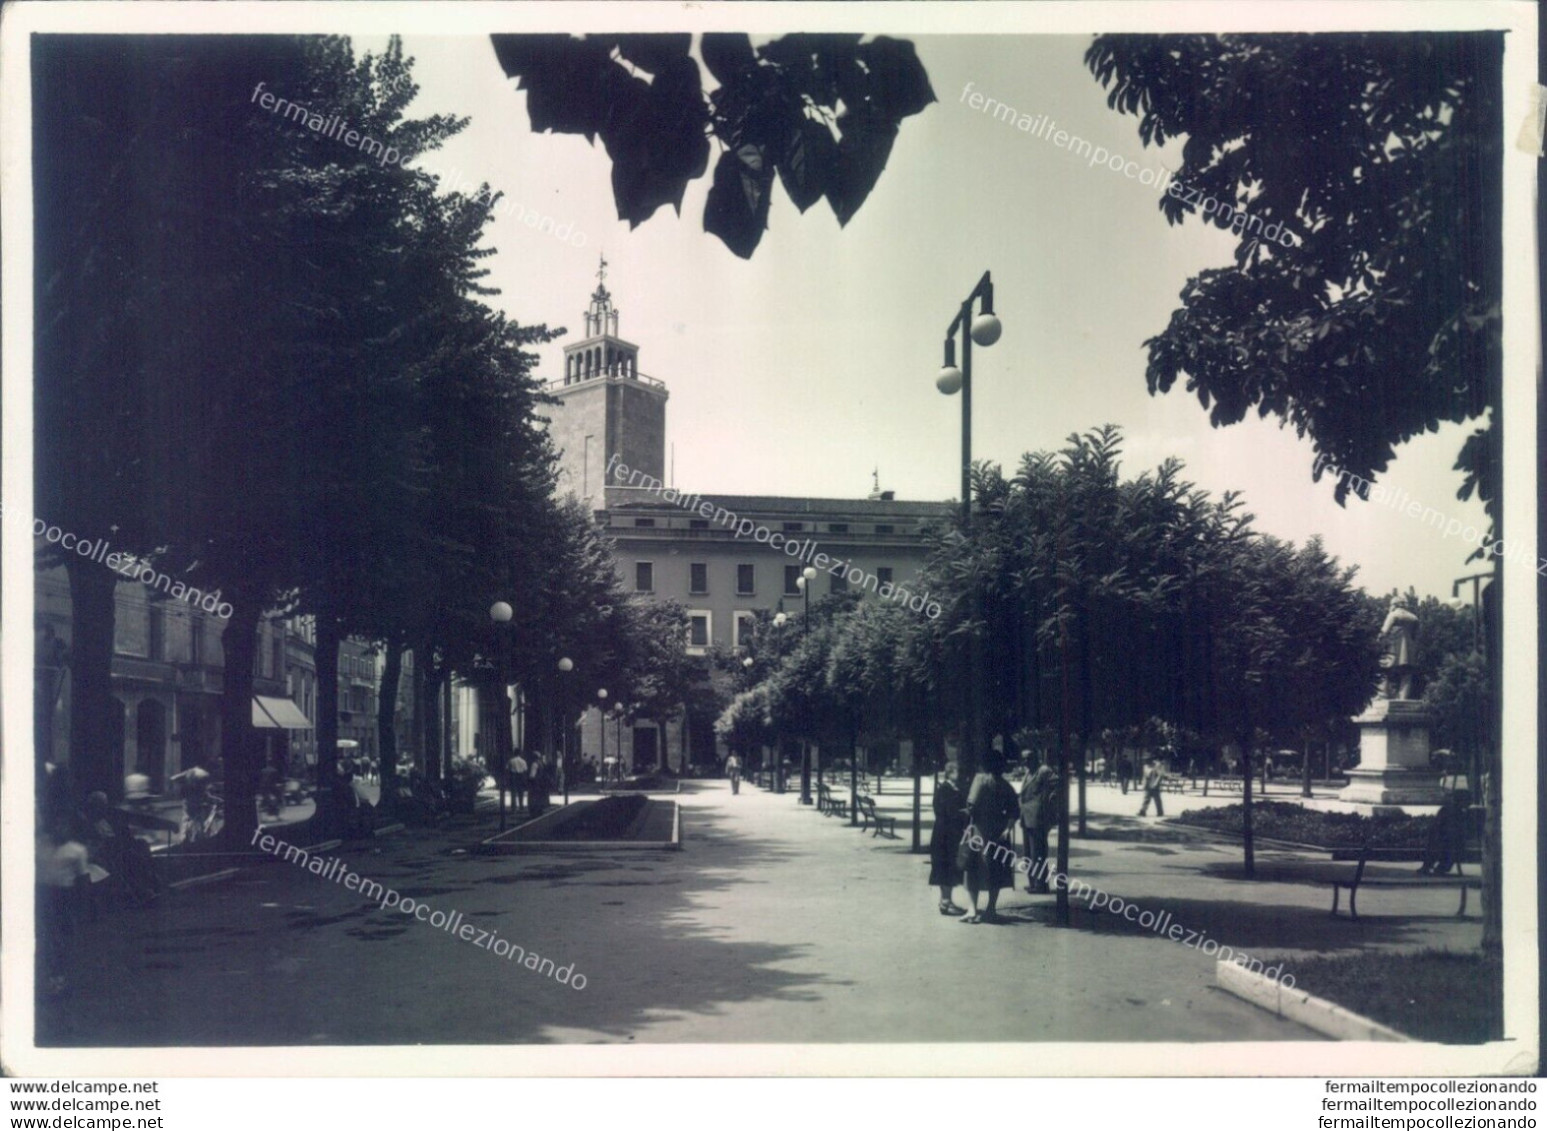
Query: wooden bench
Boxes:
[
  {"xmin": 816, "ymin": 782, "xmax": 848, "ymax": 818},
  {"xmin": 1326, "ymin": 845, "xmax": 1480, "ymax": 920},
  {"xmin": 1160, "ymin": 778, "xmax": 1186, "ymax": 794},
  {"xmin": 855, "ymin": 795, "xmax": 896, "ymax": 838}
]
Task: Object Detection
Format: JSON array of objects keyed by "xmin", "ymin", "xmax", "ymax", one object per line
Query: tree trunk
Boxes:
[
  {"xmin": 1055, "ymin": 622, "xmax": 1072, "ymax": 925},
  {"xmin": 849, "ymin": 726, "xmax": 859, "ymax": 827},
  {"xmin": 1480, "ymin": 567, "xmax": 1502, "ymax": 953},
  {"xmin": 1239, "ymin": 732, "xmax": 1256, "ymax": 879},
  {"xmin": 376, "ymin": 642, "xmax": 402, "ymax": 819},
  {"xmin": 219, "ymin": 600, "xmax": 262, "ymax": 847},
  {"xmin": 314, "ymin": 614, "xmax": 341, "ymax": 836},
  {"xmin": 1301, "ymin": 737, "xmax": 1313, "ymax": 799},
  {"xmin": 911, "ymin": 737, "xmax": 923, "ymax": 851},
  {"xmin": 423, "ymin": 664, "xmax": 443, "ymax": 782},
  {"xmin": 63, "ymin": 559, "xmax": 118, "ymax": 801},
  {"xmin": 410, "ymin": 646, "xmax": 427, "ymax": 774},
  {"xmin": 1075, "ymin": 740, "xmax": 1089, "ymax": 837}
]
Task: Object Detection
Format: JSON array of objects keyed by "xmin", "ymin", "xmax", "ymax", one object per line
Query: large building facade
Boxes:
[
  {"xmin": 35, "ymin": 566, "xmax": 416, "ymax": 796},
  {"xmin": 545, "ymin": 268, "xmax": 952, "ymax": 773}
]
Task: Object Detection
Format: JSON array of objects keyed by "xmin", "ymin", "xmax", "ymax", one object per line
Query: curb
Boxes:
[{"xmin": 1216, "ymin": 960, "xmax": 1413, "ymax": 1041}]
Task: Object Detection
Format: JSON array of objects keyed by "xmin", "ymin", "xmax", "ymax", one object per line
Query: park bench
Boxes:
[
  {"xmin": 1160, "ymin": 778, "xmax": 1186, "ymax": 794},
  {"xmin": 1324, "ymin": 844, "xmax": 1480, "ymax": 920},
  {"xmin": 816, "ymin": 782, "xmax": 848, "ymax": 818},
  {"xmin": 855, "ymin": 794, "xmax": 897, "ymax": 839}
]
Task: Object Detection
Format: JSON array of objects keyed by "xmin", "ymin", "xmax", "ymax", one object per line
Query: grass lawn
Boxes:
[{"xmin": 1289, "ymin": 949, "xmax": 1502, "ymax": 1043}]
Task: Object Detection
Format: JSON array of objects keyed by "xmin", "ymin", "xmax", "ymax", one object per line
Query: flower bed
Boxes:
[
  {"xmin": 1174, "ymin": 800, "xmax": 1432, "ymax": 850},
  {"xmin": 1289, "ymin": 949, "xmax": 1502, "ymax": 1043}
]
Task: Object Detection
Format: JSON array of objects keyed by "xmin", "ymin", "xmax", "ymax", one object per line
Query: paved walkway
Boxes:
[{"xmin": 38, "ymin": 780, "xmax": 1478, "ymax": 1047}]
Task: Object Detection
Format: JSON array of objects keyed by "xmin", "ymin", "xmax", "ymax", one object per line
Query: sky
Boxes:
[{"xmin": 373, "ymin": 32, "xmax": 1489, "ymax": 602}]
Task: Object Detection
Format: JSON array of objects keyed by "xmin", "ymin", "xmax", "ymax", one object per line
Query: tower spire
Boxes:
[{"xmin": 584, "ymin": 253, "xmax": 618, "ymax": 338}]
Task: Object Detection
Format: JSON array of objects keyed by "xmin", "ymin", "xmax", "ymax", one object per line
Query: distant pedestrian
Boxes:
[
  {"xmin": 528, "ymin": 757, "xmax": 550, "ymax": 819},
  {"xmin": 508, "ymin": 751, "xmax": 528, "ymax": 813},
  {"xmin": 726, "ymin": 753, "xmax": 742, "ymax": 795},
  {"xmin": 1118, "ymin": 754, "xmax": 1133, "ymax": 795},
  {"xmin": 1138, "ymin": 759, "xmax": 1165, "ymax": 817},
  {"xmin": 956, "ymin": 751, "xmax": 1019, "ymax": 923},
  {"xmin": 928, "ymin": 762, "xmax": 967, "ymax": 916},
  {"xmin": 1019, "ymin": 751, "xmax": 1059, "ymax": 894}
]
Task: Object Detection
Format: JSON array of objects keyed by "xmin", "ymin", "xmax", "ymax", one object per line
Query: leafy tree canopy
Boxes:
[
  {"xmin": 1085, "ymin": 34, "xmax": 1502, "ymax": 520},
  {"xmin": 489, "ymin": 33, "xmax": 935, "ymax": 257}
]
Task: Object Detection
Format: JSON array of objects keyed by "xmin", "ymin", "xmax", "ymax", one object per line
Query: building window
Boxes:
[
  {"xmin": 736, "ymin": 564, "xmax": 755, "ymax": 595},
  {"xmin": 782, "ymin": 522, "xmax": 804, "ymax": 532},
  {"xmin": 635, "ymin": 562, "xmax": 654, "ymax": 592},
  {"xmin": 831, "ymin": 573, "xmax": 849, "ymax": 595},
  {"xmin": 634, "ymin": 518, "xmax": 656, "ymax": 528},
  {"xmin": 877, "ymin": 567, "xmax": 894, "ymax": 586},
  {"xmin": 734, "ymin": 611, "xmax": 757, "ymax": 648},
  {"xmin": 876, "ymin": 524, "xmax": 894, "ymax": 534},
  {"xmin": 688, "ymin": 612, "xmax": 711, "ymax": 653},
  {"xmin": 784, "ymin": 565, "xmax": 802, "ymax": 596},
  {"xmin": 828, "ymin": 523, "xmax": 849, "ymax": 533},
  {"xmin": 148, "ymin": 605, "xmax": 165, "ymax": 662},
  {"xmin": 690, "ymin": 563, "xmax": 709, "ymax": 595},
  {"xmin": 189, "ymin": 618, "xmax": 203, "ymax": 665},
  {"xmin": 689, "ymin": 519, "xmax": 709, "ymax": 529}
]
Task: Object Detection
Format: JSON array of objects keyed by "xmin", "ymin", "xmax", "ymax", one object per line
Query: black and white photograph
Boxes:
[{"xmin": 1, "ymin": 0, "xmax": 1540, "ymax": 1092}]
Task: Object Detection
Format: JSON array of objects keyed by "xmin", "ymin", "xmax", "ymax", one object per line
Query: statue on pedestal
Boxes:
[
  {"xmin": 1341, "ymin": 599, "xmax": 1442, "ymax": 806},
  {"xmin": 1378, "ymin": 602, "xmax": 1420, "ymax": 700}
]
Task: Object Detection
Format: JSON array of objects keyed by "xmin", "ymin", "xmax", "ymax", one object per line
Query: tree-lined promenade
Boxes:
[
  {"xmin": 720, "ymin": 427, "xmax": 1397, "ymax": 911},
  {"xmin": 33, "ymin": 30, "xmax": 1502, "ymax": 959},
  {"xmin": 34, "ymin": 37, "xmax": 700, "ymax": 843}
]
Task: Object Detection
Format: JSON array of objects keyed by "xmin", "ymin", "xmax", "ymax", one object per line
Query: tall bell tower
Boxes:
[{"xmin": 547, "ymin": 257, "xmax": 668, "ymax": 508}]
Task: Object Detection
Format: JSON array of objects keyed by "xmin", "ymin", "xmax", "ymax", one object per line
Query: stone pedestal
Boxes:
[{"xmin": 1339, "ymin": 698, "xmax": 1444, "ymax": 806}]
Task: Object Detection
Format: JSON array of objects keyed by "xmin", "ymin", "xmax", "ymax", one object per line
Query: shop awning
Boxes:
[{"xmin": 252, "ymin": 695, "xmax": 312, "ymax": 730}]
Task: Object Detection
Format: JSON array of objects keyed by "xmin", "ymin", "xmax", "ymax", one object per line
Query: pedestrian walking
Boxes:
[
  {"xmin": 1118, "ymin": 754, "xmax": 1133, "ymax": 795},
  {"xmin": 1018, "ymin": 751, "xmax": 1059, "ymax": 893},
  {"xmin": 956, "ymin": 750, "xmax": 1019, "ymax": 924},
  {"xmin": 927, "ymin": 762, "xmax": 967, "ymax": 916},
  {"xmin": 726, "ymin": 753, "xmax": 742, "ymax": 795},
  {"xmin": 508, "ymin": 750, "xmax": 528, "ymax": 813},
  {"xmin": 1137, "ymin": 758, "xmax": 1165, "ymax": 817}
]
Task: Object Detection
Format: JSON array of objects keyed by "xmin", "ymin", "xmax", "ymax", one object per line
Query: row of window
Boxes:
[
  {"xmin": 633, "ymin": 562, "xmax": 895, "ymax": 597},
  {"xmin": 633, "ymin": 518, "xmax": 896, "ymax": 534}
]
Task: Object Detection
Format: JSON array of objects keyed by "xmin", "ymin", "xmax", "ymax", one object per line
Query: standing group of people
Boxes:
[
  {"xmin": 928, "ymin": 749, "xmax": 1062, "ymax": 924},
  {"xmin": 507, "ymin": 751, "xmax": 558, "ymax": 818}
]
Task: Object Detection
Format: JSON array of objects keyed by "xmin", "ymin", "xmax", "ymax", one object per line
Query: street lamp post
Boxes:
[
  {"xmin": 597, "ymin": 688, "xmax": 609, "ymax": 786},
  {"xmin": 489, "ymin": 601, "xmax": 515, "ymax": 832},
  {"xmin": 935, "ymin": 269, "xmax": 1002, "ymax": 785},
  {"xmin": 796, "ymin": 566, "xmax": 818, "ymax": 804},
  {"xmin": 558, "ymin": 657, "xmax": 573, "ymax": 804},
  {"xmin": 772, "ymin": 611, "xmax": 789, "ymax": 792}
]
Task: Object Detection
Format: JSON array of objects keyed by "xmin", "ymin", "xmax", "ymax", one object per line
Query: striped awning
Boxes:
[{"xmin": 252, "ymin": 695, "xmax": 312, "ymax": 730}]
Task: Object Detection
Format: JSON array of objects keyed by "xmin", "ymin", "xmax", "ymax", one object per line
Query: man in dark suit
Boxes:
[{"xmin": 1019, "ymin": 751, "xmax": 1059, "ymax": 893}]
